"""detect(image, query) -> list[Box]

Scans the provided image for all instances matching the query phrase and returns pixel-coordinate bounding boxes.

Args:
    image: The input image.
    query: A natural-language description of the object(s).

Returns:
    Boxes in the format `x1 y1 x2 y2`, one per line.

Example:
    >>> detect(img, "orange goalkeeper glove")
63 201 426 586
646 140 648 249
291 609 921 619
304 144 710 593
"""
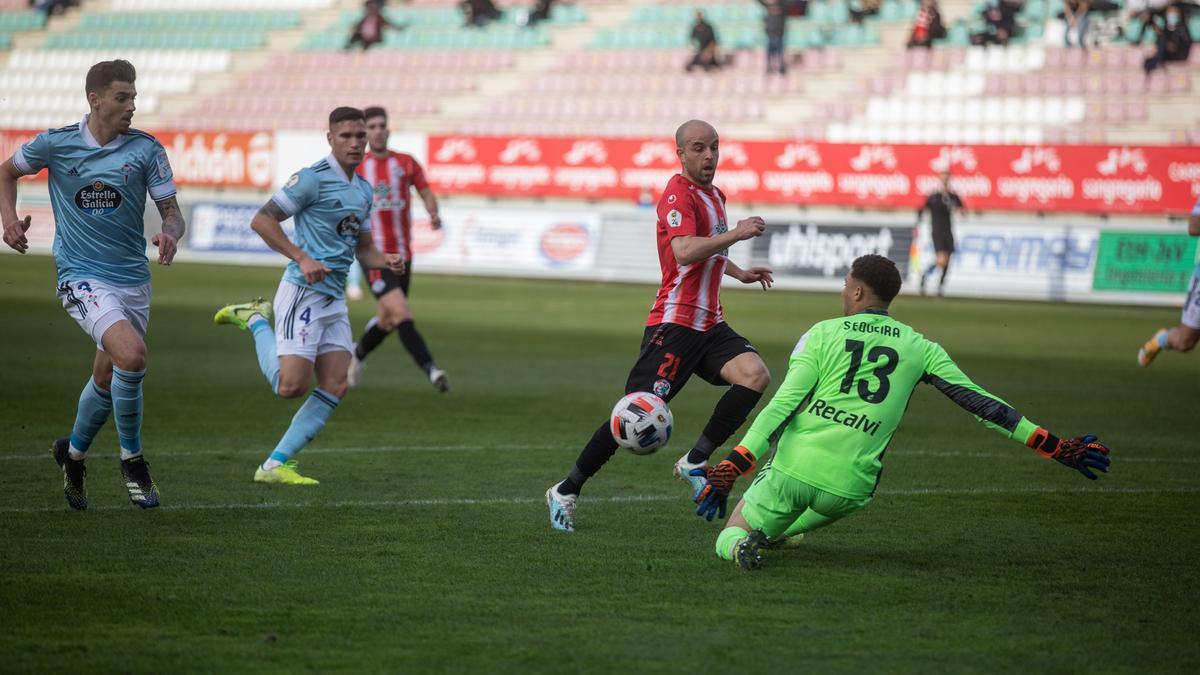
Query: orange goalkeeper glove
1027 428 1112 480
693 445 756 521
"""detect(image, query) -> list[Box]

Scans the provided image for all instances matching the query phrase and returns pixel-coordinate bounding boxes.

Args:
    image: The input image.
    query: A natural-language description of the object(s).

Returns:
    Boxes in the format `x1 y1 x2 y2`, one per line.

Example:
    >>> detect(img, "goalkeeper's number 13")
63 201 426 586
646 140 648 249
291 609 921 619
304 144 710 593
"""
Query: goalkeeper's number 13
840 339 899 404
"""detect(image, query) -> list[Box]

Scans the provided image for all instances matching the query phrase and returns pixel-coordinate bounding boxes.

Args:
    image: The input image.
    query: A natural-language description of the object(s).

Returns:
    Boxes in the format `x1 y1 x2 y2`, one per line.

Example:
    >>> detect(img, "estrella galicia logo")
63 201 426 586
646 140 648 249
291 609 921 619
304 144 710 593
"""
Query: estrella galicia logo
74 181 122 215
336 213 362 243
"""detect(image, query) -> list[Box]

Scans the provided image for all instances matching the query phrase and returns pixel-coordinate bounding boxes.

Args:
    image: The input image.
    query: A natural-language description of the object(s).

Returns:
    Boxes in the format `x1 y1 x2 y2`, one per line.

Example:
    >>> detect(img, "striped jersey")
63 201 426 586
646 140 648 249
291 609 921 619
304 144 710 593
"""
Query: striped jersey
646 173 729 331
355 150 429 261
10 114 176 286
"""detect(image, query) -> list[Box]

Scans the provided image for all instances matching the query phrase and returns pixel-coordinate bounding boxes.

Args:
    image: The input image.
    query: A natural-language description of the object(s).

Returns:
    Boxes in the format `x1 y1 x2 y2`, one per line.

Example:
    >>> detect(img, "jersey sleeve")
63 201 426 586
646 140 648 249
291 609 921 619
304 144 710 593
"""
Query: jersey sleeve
144 140 177 202
920 339 1040 444
359 181 373 232
657 188 698 239
409 157 430 191
271 169 320 218
952 193 965 210
737 327 824 460
10 131 51 176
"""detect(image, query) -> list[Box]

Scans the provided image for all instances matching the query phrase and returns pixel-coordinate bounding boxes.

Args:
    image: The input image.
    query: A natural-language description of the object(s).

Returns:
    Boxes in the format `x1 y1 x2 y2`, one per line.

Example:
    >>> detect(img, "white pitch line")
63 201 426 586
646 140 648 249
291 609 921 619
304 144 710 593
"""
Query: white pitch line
2 445 1197 463
1 486 1197 515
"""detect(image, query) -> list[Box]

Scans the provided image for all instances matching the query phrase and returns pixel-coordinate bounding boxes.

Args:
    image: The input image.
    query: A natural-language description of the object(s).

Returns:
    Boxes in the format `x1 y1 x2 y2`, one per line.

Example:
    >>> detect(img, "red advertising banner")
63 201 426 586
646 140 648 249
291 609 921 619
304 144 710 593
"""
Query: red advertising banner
426 135 1200 215
0 129 273 189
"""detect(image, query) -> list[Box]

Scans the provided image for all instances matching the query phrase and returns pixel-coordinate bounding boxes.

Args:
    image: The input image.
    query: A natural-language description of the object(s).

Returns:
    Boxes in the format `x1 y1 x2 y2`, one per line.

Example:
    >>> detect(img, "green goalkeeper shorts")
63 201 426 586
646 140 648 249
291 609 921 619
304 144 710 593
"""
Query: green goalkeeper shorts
741 461 872 539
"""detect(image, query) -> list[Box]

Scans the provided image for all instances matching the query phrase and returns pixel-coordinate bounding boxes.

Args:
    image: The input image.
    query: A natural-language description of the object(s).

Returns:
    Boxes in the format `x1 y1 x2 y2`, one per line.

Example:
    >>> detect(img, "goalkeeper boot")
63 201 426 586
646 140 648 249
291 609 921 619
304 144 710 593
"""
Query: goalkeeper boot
254 460 320 486
120 454 160 509
214 297 273 331
546 481 576 532
763 533 805 550
50 437 87 511
347 350 365 388
734 528 769 571
1137 328 1169 367
673 453 707 500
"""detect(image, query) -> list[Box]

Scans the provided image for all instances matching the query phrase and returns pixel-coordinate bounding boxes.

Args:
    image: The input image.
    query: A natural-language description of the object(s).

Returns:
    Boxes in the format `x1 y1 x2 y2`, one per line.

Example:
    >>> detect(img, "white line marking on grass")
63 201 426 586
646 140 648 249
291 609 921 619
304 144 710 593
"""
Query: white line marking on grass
2 486 1197 515
0 444 553 461
2 446 1197 462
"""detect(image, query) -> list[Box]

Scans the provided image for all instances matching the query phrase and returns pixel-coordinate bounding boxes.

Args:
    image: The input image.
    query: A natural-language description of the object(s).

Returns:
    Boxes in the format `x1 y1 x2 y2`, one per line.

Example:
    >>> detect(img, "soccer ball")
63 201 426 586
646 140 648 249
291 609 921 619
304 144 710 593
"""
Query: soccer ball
610 392 673 455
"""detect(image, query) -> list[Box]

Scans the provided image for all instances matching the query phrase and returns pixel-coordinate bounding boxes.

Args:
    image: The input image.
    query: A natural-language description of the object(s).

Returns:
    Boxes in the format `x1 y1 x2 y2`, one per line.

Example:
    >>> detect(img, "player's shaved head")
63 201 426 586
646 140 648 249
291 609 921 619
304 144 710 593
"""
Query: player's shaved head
675 119 716 148
675 120 719 187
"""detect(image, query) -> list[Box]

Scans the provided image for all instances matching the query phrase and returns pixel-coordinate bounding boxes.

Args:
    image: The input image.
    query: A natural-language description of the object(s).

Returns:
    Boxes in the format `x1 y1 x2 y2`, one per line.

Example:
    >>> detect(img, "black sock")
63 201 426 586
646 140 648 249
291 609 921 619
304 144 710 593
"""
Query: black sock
691 385 763 462
938 262 950 288
397 320 435 373
685 435 717 465
354 317 390 360
559 422 619 495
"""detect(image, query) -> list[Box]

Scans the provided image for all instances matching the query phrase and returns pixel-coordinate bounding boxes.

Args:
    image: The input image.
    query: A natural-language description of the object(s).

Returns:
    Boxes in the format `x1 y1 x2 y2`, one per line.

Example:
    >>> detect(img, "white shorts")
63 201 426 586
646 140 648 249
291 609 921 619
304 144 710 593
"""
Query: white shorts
272 279 352 361
1183 266 1200 330
57 279 150 349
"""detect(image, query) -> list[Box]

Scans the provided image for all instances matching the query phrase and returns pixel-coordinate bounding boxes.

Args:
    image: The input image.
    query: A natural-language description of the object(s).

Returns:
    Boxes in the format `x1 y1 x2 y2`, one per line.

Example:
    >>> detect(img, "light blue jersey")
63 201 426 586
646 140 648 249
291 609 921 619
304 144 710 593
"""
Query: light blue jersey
11 114 176 286
271 154 373 299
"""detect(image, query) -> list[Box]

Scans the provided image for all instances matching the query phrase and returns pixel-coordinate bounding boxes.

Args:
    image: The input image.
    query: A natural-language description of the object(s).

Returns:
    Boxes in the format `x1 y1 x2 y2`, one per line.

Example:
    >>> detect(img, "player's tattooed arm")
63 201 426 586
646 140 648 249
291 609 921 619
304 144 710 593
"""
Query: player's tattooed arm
258 199 291 224
152 195 186 265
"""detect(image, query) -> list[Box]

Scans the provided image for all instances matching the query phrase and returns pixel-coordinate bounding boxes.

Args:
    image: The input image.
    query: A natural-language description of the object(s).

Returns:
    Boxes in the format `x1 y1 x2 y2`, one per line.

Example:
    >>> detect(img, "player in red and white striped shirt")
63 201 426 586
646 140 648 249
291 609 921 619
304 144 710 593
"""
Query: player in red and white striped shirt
547 119 775 532
347 106 448 392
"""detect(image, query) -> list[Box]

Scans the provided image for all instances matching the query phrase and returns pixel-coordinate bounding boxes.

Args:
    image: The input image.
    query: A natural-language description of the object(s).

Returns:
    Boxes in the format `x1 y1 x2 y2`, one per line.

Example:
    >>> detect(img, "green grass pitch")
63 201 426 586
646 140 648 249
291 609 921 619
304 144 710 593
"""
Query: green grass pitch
1 253 1197 672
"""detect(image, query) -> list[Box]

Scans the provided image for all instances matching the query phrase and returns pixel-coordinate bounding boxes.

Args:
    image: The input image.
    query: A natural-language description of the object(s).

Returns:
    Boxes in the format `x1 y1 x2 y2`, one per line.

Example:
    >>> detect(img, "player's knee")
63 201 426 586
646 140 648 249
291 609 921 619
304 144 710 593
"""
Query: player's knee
741 363 771 392
276 381 309 399
324 381 348 399
112 347 147 372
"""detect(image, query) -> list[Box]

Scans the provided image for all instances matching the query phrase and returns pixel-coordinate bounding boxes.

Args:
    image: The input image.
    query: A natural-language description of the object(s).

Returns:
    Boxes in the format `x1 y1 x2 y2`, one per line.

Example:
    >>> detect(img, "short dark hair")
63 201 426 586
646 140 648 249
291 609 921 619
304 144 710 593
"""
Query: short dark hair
85 60 136 95
363 106 387 122
329 107 365 127
850 254 902 303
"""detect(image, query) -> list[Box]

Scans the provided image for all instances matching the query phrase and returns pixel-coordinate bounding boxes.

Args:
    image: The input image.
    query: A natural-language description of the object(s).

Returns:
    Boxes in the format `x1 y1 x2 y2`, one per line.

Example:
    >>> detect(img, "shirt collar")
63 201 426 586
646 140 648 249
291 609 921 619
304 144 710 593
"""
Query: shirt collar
325 154 352 184
80 113 123 150
857 309 890 316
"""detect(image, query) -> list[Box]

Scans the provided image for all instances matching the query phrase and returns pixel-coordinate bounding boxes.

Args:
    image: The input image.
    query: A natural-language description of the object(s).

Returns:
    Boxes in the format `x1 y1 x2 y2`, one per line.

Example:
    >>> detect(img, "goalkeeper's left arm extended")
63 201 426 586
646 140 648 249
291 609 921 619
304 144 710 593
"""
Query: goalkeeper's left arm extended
921 341 1112 480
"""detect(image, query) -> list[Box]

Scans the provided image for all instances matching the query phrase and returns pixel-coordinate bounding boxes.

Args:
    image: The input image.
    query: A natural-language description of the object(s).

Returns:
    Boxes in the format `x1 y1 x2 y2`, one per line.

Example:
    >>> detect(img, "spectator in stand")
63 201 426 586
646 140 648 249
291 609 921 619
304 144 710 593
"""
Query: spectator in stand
1126 0 1171 44
347 0 400 50
525 0 555 27
758 0 789 75
971 0 1019 46
686 10 722 72
1064 0 1091 48
462 0 502 28
849 0 882 24
1144 3 1194 73
907 0 946 48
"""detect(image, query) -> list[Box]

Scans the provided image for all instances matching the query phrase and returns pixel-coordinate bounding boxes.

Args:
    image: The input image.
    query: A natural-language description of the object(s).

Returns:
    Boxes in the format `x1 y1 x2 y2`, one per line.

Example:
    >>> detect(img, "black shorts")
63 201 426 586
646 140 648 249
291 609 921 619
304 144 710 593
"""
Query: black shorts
931 225 955 253
367 264 412 299
624 322 757 402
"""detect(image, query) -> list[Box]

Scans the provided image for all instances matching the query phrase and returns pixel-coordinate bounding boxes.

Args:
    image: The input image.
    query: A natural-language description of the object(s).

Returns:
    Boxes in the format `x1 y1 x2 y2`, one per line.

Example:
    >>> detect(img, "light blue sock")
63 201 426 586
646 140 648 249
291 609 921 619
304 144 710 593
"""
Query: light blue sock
110 366 145 457
250 318 280 392
1157 331 1171 350
266 388 339 467
69 377 112 456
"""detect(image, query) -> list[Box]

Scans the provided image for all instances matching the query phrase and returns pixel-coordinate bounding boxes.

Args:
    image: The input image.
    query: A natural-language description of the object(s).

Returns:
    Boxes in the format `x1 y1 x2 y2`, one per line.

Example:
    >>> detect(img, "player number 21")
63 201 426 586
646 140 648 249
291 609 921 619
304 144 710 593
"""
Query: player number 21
840 339 899 404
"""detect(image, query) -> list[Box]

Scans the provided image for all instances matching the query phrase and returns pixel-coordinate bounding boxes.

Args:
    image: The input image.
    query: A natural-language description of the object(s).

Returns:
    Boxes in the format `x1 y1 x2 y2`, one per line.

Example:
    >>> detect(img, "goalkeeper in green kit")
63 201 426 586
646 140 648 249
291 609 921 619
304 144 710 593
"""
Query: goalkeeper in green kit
691 254 1112 570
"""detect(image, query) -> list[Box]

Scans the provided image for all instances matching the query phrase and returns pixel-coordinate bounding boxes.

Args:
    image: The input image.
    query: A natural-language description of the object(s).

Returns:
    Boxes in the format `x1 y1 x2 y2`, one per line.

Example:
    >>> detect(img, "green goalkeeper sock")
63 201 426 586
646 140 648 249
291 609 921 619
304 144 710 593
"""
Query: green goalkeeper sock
716 526 749 561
